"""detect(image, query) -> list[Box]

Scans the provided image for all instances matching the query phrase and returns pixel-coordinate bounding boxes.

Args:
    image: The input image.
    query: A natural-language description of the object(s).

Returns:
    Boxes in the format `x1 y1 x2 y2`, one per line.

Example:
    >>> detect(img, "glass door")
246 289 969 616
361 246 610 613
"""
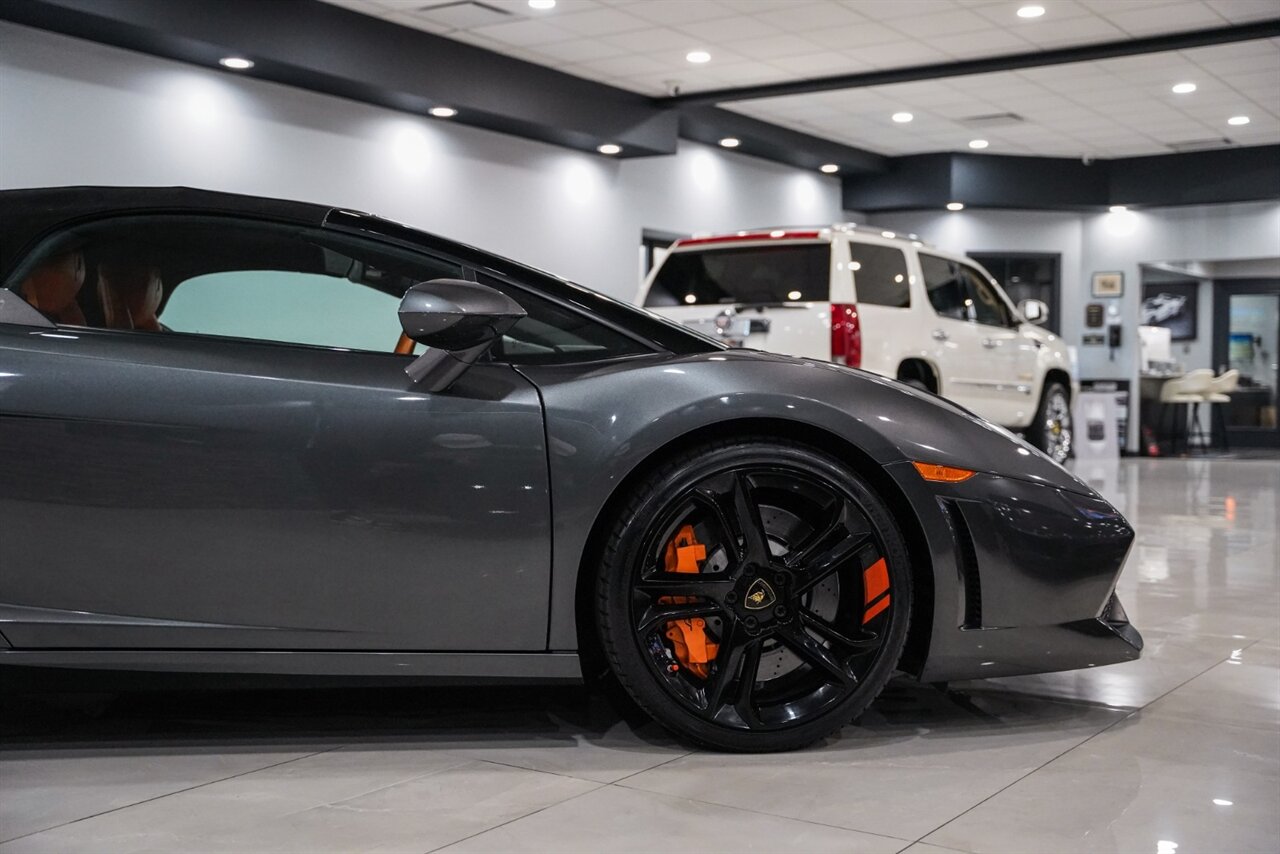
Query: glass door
1213 281 1280 448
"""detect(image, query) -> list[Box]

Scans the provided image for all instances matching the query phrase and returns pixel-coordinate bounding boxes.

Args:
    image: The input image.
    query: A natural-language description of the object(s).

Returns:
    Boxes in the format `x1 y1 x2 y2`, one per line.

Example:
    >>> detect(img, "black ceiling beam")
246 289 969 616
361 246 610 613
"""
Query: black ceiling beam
679 106 887 174
661 19 1280 107
842 145 1280 212
0 0 679 157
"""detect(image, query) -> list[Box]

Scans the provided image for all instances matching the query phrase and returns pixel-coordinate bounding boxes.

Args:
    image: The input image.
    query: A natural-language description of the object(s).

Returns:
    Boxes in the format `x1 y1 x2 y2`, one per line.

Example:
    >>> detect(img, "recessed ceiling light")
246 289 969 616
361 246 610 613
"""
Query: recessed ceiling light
820 164 839 174
719 137 740 148
1228 115 1250 125
683 294 697 304
597 143 621 155
428 106 457 118
1109 205 1127 213
219 57 254 70
1172 82 1197 94
686 50 711 64
947 202 965 211
528 0 556 10
1017 5 1046 18
1213 799 1234 806
892 112 914 123
968 139 989 149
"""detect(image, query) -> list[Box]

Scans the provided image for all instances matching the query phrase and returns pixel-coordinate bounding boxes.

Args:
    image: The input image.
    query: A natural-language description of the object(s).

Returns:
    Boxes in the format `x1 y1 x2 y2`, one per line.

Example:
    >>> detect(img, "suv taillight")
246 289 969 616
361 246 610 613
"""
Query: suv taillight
830 303 861 368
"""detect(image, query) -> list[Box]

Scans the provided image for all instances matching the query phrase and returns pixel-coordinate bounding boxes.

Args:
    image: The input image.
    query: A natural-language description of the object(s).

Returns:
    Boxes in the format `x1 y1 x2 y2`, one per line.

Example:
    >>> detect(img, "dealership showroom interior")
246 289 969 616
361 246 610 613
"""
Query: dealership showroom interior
2 0 1279 851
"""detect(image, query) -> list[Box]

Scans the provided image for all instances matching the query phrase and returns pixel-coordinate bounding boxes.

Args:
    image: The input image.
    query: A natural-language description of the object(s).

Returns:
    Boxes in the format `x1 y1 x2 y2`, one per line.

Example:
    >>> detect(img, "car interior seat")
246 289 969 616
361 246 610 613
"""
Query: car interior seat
98 260 164 331
19 250 87 325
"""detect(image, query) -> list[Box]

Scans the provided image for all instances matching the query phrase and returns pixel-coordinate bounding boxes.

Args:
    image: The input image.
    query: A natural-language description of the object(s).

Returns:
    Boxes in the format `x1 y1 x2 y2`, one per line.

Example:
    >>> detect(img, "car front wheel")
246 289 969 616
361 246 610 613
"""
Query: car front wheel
1029 381 1072 464
596 438 911 752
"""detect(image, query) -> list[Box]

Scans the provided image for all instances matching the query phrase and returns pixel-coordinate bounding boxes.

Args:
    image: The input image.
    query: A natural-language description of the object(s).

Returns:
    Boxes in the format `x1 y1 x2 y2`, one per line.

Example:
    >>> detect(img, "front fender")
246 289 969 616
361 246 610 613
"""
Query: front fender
518 350 1092 650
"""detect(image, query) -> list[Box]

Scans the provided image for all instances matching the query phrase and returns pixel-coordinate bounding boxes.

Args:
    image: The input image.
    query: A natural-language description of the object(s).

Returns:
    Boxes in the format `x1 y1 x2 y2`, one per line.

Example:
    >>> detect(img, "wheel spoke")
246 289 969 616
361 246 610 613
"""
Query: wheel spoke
636 600 722 637
734 641 765 729
800 608 881 651
792 532 874 598
700 621 765 729
696 471 770 568
775 622 856 687
635 573 734 601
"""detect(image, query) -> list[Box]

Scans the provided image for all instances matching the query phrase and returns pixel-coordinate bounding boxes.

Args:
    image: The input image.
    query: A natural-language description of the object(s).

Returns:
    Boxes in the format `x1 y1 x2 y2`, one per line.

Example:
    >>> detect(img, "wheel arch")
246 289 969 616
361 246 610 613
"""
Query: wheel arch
1042 367 1072 399
896 358 940 394
573 416 935 683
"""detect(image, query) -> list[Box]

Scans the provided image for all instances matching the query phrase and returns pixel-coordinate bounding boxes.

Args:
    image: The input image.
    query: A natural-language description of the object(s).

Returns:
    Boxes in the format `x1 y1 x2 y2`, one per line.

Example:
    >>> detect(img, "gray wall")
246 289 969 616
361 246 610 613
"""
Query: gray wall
0 21 842 302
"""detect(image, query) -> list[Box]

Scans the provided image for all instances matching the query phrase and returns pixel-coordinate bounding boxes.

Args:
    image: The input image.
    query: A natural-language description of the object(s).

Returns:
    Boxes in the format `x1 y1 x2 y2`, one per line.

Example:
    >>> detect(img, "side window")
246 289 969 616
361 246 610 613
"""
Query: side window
919 254 968 321
477 273 649 365
849 243 910 308
5 216 461 353
962 266 1014 327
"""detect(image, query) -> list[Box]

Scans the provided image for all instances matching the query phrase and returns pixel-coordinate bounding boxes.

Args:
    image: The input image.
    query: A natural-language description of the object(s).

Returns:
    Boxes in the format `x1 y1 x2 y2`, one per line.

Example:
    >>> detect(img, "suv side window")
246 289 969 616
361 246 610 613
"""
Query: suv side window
477 273 650 365
961 266 1014 327
849 243 910 308
4 215 461 353
919 253 968 321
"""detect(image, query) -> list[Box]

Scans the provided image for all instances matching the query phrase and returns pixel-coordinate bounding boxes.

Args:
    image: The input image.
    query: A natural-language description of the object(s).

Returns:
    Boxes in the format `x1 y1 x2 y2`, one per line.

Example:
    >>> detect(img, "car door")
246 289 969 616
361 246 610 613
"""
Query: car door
0 214 551 651
917 252 988 416
959 263 1040 426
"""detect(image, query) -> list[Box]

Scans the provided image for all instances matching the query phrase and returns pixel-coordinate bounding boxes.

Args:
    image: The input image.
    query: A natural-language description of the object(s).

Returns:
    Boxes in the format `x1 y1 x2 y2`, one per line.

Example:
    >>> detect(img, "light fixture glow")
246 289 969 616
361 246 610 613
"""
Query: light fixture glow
892 111 914 123
881 231 895 238
947 202 965 211
1228 115 1250 125
787 290 802 300
1172 82 1197 94
597 143 621 155
684 294 697 304
969 139 989 149
528 0 556 9
1109 204 1127 213
1213 799 1234 806
820 163 839 174
428 106 457 118
719 137 740 148
219 57 254 70
686 50 711 64
1017 5 1046 18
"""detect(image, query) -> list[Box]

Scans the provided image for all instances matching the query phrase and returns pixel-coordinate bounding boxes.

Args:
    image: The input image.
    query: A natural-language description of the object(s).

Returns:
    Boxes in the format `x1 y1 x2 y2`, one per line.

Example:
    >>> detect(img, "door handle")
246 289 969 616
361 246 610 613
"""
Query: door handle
982 338 999 348
932 329 949 341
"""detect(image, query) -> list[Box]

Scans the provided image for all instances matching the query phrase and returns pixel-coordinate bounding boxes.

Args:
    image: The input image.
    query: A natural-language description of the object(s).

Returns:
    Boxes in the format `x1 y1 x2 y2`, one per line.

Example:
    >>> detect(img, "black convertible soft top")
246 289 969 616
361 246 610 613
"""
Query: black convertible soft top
0 186 717 355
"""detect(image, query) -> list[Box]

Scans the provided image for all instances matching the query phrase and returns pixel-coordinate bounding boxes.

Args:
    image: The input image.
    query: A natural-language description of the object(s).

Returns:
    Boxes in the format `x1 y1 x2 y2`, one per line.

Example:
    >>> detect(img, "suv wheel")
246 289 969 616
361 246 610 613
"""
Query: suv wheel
1029 381 1072 464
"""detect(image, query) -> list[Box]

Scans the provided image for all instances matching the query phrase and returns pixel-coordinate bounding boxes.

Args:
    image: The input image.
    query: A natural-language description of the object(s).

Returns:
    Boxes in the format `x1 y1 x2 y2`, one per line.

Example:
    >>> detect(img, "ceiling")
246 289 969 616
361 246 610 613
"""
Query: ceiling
319 0 1280 158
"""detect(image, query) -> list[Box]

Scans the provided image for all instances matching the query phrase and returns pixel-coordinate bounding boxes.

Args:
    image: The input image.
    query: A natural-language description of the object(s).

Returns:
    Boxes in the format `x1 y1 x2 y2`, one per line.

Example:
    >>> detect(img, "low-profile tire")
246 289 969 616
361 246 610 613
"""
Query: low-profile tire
1028 381 1072 464
596 437 912 752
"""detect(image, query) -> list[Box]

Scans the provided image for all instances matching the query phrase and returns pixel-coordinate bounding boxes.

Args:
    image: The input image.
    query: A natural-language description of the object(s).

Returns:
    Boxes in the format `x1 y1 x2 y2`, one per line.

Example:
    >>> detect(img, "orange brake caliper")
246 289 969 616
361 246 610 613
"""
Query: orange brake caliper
661 525 719 679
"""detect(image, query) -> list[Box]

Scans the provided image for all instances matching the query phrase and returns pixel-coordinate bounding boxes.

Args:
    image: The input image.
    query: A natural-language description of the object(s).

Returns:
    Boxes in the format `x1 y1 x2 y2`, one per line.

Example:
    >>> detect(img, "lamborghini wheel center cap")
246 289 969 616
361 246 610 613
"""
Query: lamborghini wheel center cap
743 578 777 611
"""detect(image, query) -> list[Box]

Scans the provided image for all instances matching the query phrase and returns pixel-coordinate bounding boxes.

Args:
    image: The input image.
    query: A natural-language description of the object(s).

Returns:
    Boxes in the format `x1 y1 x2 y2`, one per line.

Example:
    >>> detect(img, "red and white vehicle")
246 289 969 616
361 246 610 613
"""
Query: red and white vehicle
639 224 1077 462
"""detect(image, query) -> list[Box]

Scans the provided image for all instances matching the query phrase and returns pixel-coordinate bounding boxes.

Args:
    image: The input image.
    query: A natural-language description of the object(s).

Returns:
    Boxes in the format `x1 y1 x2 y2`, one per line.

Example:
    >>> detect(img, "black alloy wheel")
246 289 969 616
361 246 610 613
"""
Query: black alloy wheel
597 438 911 752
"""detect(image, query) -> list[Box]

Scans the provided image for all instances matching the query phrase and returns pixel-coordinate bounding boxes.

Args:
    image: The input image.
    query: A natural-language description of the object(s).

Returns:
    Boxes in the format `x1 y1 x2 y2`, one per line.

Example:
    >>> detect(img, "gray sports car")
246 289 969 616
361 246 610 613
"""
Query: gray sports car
0 187 1141 751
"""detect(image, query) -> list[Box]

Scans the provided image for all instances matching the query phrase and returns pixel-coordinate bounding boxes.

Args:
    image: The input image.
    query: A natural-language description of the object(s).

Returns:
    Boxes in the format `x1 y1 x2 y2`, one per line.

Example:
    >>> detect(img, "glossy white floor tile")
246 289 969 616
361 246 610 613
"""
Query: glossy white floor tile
2 458 1277 853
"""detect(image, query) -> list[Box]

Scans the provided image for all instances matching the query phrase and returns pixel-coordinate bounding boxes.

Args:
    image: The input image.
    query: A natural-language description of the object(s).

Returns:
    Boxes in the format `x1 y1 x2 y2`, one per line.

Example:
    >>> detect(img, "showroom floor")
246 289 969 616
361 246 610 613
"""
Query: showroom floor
2 457 1277 854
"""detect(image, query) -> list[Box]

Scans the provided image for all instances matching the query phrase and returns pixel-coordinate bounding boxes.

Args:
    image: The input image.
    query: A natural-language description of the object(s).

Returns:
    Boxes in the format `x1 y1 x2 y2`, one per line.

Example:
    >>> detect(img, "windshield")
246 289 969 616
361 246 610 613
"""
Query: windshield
646 243 830 307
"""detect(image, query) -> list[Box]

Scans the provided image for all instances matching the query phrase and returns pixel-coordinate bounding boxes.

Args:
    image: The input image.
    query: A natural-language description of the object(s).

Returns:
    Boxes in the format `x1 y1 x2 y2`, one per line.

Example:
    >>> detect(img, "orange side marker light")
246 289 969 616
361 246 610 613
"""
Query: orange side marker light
912 461 976 483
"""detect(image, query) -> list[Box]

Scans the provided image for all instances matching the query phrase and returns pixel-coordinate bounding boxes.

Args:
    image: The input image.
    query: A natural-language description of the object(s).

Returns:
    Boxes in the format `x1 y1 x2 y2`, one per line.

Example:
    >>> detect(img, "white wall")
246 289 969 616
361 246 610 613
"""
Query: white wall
0 22 842 301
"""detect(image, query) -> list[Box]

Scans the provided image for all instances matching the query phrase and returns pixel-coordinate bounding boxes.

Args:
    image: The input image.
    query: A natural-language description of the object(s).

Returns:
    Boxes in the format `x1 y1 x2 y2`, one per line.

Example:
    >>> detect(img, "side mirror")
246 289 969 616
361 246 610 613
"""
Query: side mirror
1019 298 1049 326
399 278 526 391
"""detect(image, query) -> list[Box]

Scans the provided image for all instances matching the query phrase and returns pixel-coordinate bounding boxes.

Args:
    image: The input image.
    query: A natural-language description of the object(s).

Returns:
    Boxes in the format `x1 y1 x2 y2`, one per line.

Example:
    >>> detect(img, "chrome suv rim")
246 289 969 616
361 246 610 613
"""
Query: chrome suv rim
1044 389 1072 463
628 466 894 732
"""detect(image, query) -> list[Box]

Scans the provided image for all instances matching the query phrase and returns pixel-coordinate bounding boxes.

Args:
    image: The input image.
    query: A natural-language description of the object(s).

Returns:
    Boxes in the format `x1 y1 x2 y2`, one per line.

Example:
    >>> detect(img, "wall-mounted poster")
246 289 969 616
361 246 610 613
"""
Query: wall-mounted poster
1091 271 1124 297
1141 281 1198 341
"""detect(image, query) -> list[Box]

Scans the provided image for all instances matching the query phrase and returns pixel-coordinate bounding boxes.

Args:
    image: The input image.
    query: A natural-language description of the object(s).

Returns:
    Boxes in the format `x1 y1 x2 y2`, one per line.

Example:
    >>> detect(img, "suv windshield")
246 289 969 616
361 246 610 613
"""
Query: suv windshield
645 243 829 307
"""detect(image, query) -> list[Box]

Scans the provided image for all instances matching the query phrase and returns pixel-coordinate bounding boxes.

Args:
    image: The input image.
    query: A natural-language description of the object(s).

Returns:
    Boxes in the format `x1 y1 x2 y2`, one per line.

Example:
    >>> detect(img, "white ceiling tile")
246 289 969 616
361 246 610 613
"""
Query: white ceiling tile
722 32 828 60
624 0 739 25
1203 0 1280 23
840 0 963 20
526 37 623 63
381 11 456 34
1102 2 1230 37
570 53 673 76
550 7 651 36
601 26 706 53
675 15 783 41
1017 15 1130 47
920 27 1035 57
803 21 914 50
891 8 998 38
768 50 869 75
751 2 868 32
849 40 953 66
467 18 573 46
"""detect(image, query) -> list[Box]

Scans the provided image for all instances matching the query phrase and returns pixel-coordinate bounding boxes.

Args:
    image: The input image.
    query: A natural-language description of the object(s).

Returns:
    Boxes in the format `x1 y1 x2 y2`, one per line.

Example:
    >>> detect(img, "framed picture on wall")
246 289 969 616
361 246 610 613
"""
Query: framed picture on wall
1141 281 1198 341
1091 271 1124 297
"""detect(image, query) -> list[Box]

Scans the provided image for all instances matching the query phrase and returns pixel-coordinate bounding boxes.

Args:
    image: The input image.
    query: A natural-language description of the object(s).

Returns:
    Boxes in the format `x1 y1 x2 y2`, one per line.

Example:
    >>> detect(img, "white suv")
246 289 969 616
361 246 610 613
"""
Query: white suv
639 224 1076 462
